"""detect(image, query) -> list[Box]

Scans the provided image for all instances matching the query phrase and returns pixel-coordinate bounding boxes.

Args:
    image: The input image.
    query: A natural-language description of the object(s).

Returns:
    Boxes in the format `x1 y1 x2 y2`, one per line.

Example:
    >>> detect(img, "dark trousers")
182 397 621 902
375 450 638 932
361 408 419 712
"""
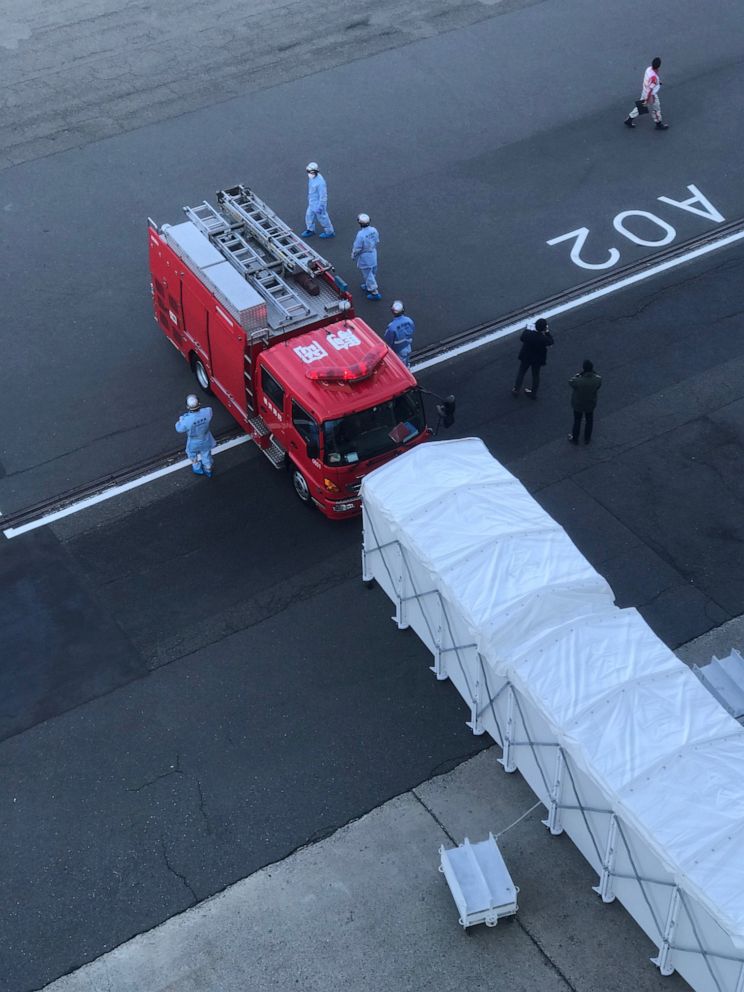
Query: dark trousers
571 409 594 443
514 361 541 393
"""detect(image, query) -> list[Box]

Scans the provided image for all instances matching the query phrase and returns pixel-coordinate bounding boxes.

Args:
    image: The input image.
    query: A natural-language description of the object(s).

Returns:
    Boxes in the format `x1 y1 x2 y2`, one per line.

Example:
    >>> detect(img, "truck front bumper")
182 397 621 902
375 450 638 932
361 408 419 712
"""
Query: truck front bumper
318 496 361 518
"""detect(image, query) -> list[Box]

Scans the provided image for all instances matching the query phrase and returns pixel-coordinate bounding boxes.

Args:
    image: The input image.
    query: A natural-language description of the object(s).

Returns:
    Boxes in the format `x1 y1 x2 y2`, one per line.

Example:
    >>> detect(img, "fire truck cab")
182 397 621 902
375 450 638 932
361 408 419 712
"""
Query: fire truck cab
257 318 427 514
148 185 436 518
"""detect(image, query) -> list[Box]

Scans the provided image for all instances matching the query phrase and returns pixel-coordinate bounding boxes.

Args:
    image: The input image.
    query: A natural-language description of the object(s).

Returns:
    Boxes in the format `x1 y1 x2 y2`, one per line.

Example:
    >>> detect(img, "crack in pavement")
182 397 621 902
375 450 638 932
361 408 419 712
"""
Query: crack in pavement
516 915 581 992
195 777 213 835
410 788 457 846
127 753 183 792
160 835 197 905
126 755 214 838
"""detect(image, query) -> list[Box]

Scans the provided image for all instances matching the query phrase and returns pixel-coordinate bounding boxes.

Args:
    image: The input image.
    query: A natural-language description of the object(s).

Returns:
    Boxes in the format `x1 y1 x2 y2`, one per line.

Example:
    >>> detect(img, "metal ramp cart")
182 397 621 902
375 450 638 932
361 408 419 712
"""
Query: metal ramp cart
439 834 519 930
693 649 744 722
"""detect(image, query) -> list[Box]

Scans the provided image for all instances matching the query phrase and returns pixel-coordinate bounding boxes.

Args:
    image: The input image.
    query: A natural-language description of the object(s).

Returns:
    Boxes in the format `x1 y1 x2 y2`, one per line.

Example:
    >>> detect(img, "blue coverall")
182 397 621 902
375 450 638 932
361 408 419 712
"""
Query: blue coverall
175 406 215 474
305 174 334 235
384 314 416 367
352 226 380 293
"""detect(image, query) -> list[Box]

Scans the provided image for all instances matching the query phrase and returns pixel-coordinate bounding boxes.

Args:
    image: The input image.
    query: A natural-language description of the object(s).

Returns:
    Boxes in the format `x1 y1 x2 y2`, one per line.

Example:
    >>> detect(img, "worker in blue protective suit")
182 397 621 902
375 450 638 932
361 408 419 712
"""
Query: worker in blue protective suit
352 213 381 301
384 300 415 366
175 394 216 477
301 162 334 239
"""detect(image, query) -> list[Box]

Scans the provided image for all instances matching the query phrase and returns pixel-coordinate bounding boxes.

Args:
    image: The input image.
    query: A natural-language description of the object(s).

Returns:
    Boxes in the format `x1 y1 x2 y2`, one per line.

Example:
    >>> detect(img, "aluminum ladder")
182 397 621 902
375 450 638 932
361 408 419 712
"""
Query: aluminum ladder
217 185 332 276
185 200 312 325
184 201 230 238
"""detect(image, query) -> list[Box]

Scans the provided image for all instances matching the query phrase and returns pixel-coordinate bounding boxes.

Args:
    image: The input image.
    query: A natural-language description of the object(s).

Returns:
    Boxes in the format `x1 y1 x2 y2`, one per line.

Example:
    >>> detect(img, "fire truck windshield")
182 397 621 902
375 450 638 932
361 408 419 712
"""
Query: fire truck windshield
323 389 425 465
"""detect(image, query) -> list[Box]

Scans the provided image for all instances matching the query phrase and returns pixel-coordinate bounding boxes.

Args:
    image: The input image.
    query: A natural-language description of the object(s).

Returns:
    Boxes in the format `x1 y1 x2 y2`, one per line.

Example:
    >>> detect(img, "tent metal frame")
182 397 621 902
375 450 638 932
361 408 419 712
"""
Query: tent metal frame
363 526 744 992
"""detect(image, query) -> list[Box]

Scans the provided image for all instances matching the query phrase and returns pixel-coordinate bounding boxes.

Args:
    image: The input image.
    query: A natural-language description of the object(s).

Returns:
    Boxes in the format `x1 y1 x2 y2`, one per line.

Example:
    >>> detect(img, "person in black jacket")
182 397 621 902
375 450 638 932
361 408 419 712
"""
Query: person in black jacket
512 318 554 398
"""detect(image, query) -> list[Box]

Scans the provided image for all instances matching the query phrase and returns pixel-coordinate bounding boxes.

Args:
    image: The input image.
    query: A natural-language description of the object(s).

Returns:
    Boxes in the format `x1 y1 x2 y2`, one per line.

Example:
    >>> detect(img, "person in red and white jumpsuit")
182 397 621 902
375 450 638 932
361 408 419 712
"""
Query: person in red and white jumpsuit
624 57 669 130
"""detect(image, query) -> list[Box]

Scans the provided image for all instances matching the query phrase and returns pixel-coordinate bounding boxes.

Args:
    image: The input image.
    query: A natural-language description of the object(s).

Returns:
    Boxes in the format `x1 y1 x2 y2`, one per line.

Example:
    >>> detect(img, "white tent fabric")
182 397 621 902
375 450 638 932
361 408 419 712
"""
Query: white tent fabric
361 438 744 989
617 734 744 934
500 607 682 726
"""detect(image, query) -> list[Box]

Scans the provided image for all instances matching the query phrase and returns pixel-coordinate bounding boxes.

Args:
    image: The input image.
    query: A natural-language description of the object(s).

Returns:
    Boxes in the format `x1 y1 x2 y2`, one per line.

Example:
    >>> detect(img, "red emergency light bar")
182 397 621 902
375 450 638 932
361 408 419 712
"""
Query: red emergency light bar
305 342 387 383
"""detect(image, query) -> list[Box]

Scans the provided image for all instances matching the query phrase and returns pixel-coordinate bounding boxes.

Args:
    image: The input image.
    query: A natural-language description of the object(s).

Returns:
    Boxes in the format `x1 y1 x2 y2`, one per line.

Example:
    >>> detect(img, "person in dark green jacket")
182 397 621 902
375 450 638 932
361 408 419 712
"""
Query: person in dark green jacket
568 360 602 445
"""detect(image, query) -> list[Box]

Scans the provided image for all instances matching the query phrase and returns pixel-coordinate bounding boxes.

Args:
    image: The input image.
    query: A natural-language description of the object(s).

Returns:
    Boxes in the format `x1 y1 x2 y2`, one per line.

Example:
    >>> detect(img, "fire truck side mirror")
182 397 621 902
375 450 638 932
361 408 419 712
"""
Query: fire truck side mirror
436 395 456 429
306 440 320 460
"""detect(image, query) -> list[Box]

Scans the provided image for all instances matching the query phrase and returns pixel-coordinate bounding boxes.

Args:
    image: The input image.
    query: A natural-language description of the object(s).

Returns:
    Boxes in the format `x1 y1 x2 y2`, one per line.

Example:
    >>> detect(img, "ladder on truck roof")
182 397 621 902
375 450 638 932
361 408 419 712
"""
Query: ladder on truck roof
217 185 333 277
183 192 327 325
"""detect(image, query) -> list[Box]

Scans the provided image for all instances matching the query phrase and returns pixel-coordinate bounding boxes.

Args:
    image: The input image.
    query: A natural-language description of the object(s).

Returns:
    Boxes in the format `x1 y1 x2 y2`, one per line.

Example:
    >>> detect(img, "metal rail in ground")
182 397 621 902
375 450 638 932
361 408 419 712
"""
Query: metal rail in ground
412 216 744 365
4 217 743 534
0 427 246 534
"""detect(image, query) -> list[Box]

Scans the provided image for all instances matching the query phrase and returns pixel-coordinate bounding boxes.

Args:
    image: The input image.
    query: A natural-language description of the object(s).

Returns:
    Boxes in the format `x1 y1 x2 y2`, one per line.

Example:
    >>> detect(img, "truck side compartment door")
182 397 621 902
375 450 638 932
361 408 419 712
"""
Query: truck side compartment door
180 281 210 362
149 238 185 350
208 304 248 422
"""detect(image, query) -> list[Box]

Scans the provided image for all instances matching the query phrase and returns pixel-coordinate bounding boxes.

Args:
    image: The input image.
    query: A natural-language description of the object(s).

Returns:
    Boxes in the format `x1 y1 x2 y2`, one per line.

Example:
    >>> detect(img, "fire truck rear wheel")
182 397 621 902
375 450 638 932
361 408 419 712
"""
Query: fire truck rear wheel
191 354 213 395
290 464 312 505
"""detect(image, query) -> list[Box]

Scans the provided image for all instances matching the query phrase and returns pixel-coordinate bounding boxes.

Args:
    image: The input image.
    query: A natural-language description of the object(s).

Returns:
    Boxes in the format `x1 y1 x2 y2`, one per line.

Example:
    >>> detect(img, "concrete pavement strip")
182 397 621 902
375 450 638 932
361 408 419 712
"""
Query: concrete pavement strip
42 746 691 992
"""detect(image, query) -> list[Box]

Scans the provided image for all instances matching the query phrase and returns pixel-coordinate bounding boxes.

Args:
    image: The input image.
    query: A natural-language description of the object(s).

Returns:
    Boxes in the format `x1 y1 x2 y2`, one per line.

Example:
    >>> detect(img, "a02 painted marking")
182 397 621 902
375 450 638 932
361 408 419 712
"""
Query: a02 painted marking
547 185 725 270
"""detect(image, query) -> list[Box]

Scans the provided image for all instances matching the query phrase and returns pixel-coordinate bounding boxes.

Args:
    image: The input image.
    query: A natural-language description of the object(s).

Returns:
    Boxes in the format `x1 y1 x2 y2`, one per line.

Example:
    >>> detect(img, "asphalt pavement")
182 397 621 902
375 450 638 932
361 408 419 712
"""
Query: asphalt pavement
3 1 744 990
4 239 744 991
2 0 744 509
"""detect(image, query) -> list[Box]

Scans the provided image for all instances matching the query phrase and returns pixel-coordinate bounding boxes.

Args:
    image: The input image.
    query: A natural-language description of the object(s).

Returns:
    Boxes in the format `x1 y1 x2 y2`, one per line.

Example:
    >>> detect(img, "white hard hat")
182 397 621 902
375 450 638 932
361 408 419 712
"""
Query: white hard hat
186 394 199 410
306 162 319 172
391 300 404 315
357 213 370 225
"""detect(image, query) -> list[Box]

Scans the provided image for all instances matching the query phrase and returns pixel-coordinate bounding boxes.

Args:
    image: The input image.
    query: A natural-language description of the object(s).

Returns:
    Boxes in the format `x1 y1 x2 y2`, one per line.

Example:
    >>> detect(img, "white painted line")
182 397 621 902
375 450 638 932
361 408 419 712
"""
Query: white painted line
3 435 252 539
7 227 744 538
412 228 744 372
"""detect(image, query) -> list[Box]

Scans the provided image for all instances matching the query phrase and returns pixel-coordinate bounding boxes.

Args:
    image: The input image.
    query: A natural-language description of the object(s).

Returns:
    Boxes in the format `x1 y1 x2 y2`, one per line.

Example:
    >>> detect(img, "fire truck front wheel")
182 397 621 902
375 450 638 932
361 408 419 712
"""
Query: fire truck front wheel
191 354 213 395
290 463 312 505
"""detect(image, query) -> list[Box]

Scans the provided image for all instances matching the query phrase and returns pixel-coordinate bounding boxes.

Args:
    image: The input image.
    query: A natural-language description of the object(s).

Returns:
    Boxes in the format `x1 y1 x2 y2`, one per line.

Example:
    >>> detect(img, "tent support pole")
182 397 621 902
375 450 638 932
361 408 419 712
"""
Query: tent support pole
466 670 484 735
393 543 408 629
651 886 680 976
542 747 565 836
497 686 518 772
361 541 373 584
432 605 448 680
592 814 618 903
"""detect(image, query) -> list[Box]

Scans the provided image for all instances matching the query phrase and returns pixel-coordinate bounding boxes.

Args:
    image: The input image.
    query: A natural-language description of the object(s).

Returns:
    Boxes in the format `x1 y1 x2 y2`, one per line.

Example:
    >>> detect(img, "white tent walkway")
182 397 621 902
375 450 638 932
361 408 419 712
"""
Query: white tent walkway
361 438 744 992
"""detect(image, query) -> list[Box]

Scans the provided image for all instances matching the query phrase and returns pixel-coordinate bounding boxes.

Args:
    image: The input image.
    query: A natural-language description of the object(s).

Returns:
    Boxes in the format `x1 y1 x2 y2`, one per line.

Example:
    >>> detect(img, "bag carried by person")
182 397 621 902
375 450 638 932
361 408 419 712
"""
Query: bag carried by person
634 100 650 115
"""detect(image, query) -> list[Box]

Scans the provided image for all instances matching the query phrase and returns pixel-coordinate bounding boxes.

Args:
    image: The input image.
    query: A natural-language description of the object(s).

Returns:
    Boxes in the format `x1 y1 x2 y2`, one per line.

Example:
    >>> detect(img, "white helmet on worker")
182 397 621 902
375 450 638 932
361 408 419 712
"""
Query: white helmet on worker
391 300 405 315
357 213 370 225
186 394 200 410
306 162 319 173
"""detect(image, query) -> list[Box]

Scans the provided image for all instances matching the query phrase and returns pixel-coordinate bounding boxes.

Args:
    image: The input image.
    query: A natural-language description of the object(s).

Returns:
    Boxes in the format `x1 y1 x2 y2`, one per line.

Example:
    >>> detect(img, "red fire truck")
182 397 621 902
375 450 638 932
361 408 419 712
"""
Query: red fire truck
148 185 451 518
